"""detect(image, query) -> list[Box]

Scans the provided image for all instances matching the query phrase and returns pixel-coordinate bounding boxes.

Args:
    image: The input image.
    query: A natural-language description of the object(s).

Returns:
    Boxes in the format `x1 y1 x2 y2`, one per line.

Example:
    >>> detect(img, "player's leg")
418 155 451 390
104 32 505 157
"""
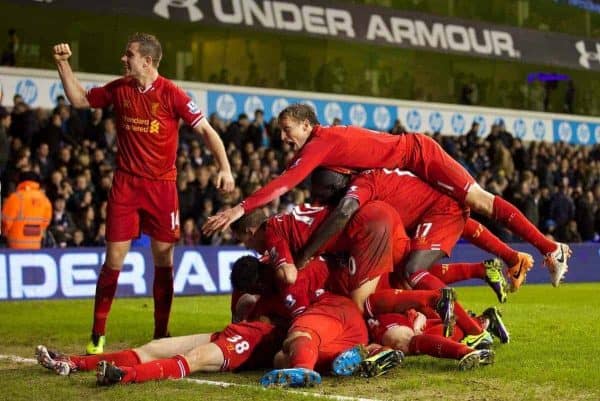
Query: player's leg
88 240 132 355
345 202 409 313
429 259 508 303
462 218 533 292
88 172 141 354
465 185 569 286
408 133 569 285
150 239 175 339
142 177 180 339
36 333 211 376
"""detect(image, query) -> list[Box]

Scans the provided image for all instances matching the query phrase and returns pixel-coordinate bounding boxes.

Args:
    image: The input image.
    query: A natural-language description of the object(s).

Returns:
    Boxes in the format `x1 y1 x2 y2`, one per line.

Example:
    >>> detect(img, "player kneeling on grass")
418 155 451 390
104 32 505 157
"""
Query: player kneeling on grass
35 257 289 385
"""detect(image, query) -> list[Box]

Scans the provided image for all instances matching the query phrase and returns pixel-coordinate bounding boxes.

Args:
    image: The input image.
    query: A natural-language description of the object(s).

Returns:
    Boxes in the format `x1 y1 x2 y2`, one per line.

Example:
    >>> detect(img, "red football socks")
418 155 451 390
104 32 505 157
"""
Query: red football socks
429 262 486 283
288 335 319 370
71 350 140 371
424 322 465 342
121 355 190 383
462 218 519 266
492 196 556 255
409 334 472 360
92 265 120 335
153 266 174 339
408 271 483 335
365 289 439 318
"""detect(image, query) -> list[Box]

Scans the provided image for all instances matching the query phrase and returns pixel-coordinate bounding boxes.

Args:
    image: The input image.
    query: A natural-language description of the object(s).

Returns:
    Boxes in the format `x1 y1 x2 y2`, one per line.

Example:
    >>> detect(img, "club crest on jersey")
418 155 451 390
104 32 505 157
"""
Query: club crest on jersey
151 102 160 116
187 100 200 115
123 99 131 109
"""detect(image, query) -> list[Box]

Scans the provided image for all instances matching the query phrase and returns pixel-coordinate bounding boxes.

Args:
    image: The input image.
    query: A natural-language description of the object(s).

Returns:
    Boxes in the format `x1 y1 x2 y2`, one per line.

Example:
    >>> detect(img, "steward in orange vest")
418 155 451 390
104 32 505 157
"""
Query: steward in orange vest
2 172 52 249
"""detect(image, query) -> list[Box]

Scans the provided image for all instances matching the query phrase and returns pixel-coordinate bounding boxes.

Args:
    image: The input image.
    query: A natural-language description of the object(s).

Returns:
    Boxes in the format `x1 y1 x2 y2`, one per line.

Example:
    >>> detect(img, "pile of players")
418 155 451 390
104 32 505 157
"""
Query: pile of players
36 103 571 388
37 164 557 388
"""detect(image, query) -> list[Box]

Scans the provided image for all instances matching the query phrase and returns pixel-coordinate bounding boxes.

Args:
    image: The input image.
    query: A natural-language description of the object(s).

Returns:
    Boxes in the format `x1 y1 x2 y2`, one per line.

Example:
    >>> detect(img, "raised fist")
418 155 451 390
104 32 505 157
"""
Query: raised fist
53 43 72 62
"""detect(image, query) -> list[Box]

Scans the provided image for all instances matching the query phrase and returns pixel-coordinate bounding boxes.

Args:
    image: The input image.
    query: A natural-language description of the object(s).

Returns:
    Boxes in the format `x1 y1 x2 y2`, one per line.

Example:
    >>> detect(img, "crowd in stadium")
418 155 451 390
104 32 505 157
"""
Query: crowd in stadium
1 95 600 248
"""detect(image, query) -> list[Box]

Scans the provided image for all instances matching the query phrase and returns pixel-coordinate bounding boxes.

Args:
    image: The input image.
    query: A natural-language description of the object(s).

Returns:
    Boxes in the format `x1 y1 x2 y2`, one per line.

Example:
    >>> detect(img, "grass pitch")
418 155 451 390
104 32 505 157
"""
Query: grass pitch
0 283 599 401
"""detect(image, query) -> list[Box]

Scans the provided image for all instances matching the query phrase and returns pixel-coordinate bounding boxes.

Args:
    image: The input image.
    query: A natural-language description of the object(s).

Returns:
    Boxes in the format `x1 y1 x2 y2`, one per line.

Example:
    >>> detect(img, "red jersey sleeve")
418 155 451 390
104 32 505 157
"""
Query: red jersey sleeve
264 221 294 268
86 82 114 109
240 137 333 213
344 172 376 206
171 85 204 128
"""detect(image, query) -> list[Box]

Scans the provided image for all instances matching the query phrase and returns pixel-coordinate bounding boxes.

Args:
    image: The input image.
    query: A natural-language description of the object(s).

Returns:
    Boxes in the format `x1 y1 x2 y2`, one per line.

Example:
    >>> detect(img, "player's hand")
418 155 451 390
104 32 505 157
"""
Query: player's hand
53 43 72 62
202 204 244 235
412 312 427 335
216 170 235 193
295 255 312 270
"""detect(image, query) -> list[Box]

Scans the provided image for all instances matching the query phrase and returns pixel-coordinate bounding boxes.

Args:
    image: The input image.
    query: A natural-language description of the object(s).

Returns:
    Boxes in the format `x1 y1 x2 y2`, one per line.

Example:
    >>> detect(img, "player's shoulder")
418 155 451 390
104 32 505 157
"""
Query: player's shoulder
158 76 183 93
105 76 132 89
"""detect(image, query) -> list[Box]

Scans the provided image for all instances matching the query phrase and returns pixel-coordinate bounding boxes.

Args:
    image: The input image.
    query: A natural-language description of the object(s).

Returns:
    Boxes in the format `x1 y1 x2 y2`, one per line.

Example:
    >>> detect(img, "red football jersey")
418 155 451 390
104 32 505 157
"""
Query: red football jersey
241 125 409 212
263 203 335 268
86 76 204 180
345 168 453 231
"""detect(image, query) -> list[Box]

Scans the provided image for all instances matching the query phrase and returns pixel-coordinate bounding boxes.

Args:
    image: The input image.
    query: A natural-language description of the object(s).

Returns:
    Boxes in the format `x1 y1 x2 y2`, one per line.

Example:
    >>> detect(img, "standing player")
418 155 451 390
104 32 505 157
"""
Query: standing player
203 104 569 287
53 33 234 354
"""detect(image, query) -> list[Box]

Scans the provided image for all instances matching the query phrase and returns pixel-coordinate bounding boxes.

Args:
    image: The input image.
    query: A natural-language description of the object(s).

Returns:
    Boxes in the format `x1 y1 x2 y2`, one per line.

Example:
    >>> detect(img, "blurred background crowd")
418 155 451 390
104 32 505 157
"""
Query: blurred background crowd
1 95 600 248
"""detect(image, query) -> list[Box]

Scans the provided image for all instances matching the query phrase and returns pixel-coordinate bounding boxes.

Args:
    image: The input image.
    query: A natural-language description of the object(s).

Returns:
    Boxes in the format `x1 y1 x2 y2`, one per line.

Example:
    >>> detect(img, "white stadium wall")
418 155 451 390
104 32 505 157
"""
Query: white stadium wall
2 66 600 145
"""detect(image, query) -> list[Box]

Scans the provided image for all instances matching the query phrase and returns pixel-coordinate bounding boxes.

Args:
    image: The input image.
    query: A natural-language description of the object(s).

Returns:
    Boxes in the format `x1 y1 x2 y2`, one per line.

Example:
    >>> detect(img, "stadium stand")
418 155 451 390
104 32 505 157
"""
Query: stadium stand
1 98 599 248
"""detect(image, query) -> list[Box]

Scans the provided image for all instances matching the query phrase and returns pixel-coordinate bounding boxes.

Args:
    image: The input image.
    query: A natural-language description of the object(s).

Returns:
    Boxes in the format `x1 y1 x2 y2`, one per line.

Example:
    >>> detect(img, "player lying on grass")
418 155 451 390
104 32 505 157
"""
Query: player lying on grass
232 257 403 388
203 103 570 288
35 257 291 385
334 308 497 374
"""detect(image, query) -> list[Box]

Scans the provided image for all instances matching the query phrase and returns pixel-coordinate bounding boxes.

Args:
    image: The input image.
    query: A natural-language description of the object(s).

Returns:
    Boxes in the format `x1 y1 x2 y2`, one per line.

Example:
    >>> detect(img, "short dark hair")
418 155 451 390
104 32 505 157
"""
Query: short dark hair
127 32 162 67
230 255 266 293
278 103 319 126
19 171 40 183
231 209 268 234
311 168 351 204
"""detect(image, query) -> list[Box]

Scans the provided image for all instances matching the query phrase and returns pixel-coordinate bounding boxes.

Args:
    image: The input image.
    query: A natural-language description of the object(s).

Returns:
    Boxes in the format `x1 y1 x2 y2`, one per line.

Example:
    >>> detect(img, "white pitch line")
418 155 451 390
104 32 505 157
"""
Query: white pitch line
1 354 382 401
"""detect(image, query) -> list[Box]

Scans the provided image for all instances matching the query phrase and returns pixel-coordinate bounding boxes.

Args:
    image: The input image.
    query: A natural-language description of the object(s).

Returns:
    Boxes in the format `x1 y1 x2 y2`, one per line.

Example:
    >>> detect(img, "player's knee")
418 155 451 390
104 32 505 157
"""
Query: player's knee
465 186 494 216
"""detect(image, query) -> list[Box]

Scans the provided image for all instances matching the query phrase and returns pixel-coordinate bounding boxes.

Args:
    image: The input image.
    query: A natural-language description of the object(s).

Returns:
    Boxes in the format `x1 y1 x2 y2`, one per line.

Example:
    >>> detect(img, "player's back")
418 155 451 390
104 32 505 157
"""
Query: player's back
351 168 456 231
313 125 409 171
266 203 334 254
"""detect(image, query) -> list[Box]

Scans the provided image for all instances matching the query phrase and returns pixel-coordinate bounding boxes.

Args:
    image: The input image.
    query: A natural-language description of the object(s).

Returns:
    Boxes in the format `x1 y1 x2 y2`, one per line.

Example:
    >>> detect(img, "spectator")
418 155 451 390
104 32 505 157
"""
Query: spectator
0 28 18 66
1 171 52 249
49 196 76 243
389 119 407 135
222 113 249 150
180 218 200 246
246 109 268 149
549 179 576 240
564 80 575 114
0 107 9 174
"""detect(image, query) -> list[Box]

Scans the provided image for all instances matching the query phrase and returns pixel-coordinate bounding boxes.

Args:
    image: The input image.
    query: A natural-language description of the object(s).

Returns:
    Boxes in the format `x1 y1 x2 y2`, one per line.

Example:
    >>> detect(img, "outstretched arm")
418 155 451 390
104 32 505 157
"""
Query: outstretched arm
296 197 360 268
194 118 234 192
53 43 89 108
202 139 330 235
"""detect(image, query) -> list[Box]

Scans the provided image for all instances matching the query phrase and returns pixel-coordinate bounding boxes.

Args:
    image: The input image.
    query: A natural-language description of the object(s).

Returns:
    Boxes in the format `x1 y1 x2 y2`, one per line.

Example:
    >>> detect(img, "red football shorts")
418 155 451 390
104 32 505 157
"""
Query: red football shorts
331 201 409 296
210 320 283 371
408 197 467 257
367 312 415 345
106 170 180 242
404 134 476 204
290 294 368 372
